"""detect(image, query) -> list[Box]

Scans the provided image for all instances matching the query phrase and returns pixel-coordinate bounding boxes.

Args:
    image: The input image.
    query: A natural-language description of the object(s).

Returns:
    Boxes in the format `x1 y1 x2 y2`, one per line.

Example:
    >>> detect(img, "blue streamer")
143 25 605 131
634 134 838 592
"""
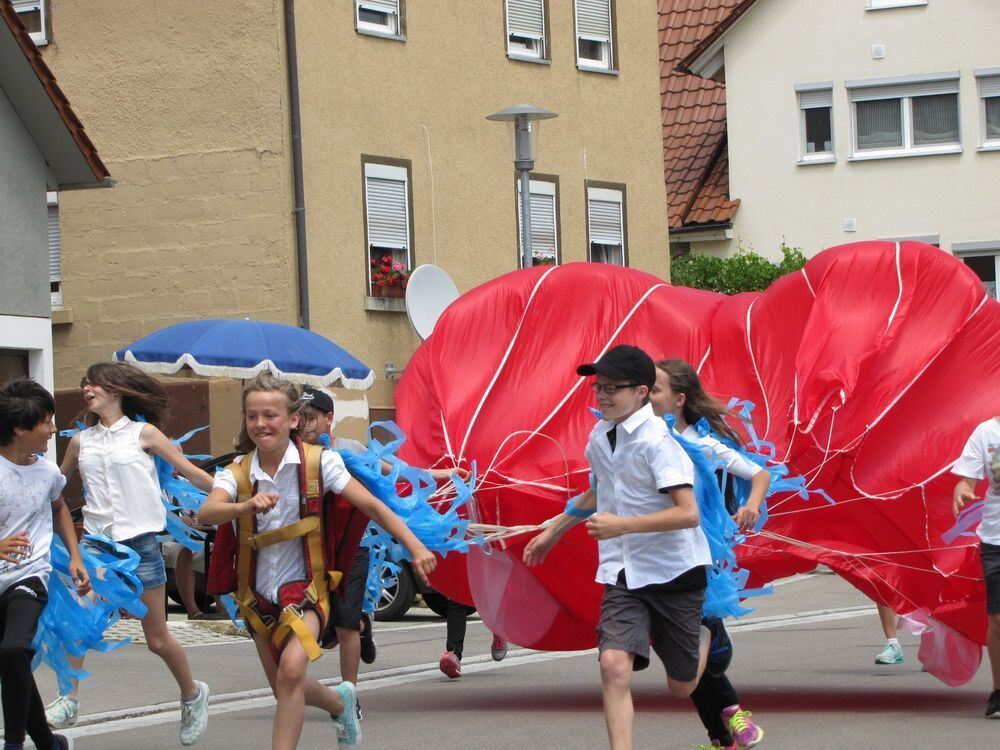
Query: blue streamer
32 535 146 694
943 501 984 545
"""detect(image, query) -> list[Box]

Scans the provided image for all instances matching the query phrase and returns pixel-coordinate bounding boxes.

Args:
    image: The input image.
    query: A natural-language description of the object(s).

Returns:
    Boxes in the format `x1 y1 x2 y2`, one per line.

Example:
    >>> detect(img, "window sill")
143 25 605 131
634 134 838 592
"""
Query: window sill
507 53 551 66
51 307 74 325
364 296 406 313
577 64 619 77
865 0 927 9
356 28 406 43
978 144 1000 153
798 155 836 165
848 145 962 162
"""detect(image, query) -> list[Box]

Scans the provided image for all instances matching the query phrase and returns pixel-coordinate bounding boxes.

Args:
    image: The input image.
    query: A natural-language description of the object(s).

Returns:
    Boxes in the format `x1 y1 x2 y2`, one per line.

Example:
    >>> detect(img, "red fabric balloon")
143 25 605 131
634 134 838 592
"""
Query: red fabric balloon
395 241 1000 653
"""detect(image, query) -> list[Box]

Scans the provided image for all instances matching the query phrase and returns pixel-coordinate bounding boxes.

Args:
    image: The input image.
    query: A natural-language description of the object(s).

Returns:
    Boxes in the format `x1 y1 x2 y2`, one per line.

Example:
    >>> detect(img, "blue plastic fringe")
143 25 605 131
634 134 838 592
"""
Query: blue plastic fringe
32 535 146 694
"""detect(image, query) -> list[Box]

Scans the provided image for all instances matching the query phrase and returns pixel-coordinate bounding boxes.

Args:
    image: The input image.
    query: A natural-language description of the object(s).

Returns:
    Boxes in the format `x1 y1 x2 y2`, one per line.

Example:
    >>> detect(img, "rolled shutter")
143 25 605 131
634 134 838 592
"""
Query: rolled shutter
507 0 544 39
48 203 60 285
576 0 611 40
588 196 622 246
365 172 409 250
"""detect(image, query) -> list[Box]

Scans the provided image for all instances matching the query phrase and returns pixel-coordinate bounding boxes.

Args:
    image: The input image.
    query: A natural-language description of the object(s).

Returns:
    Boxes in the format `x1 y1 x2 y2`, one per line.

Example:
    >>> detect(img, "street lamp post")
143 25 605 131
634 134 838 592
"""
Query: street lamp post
487 104 558 270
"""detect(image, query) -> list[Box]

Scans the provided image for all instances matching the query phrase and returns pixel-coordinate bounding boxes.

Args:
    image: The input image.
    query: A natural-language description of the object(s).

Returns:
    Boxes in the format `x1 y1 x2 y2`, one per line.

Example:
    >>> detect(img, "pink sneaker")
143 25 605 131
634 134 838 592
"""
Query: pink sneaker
490 634 508 662
721 705 763 749
439 651 462 679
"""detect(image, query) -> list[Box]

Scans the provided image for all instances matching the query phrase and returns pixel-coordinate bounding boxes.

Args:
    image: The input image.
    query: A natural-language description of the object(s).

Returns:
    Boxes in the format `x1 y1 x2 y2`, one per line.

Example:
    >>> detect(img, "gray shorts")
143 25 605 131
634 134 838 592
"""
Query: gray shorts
597 567 706 681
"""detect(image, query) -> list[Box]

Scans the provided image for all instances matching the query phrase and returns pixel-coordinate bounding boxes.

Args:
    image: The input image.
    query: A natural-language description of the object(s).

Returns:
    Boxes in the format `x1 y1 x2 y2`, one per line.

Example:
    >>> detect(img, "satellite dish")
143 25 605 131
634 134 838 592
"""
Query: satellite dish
405 264 460 340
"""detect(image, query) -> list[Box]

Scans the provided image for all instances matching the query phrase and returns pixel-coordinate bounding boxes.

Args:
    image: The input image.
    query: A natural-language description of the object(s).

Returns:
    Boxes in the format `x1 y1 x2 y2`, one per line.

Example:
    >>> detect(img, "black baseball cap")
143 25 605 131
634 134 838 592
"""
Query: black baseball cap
300 387 334 414
577 345 656 389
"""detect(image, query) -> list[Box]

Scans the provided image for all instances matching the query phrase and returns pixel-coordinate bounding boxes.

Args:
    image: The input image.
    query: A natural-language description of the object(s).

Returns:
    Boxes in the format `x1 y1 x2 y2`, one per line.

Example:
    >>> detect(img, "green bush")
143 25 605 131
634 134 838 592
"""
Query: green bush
670 244 808 295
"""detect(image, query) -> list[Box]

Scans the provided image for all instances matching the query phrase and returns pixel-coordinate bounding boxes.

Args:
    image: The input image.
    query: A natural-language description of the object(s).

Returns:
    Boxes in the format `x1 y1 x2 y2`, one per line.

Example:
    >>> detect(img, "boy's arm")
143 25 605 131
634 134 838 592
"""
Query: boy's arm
954 475 979 516
586 486 699 539
52 498 90 594
523 488 596 567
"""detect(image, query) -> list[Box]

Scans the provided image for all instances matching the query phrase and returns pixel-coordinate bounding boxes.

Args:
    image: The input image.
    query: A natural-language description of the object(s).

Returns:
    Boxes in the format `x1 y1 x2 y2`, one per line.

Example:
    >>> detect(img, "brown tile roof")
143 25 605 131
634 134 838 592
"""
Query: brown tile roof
1 0 109 183
660 0 745 230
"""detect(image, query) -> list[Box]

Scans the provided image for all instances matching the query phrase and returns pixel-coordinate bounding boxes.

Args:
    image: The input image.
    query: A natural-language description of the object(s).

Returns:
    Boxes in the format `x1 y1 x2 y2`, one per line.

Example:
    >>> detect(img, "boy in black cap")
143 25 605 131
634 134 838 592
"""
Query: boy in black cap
524 345 719 749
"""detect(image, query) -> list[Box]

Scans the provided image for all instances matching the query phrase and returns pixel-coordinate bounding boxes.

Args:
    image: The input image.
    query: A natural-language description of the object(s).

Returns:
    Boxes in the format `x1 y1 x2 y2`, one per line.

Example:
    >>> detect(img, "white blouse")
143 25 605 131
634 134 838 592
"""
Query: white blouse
78 416 167 541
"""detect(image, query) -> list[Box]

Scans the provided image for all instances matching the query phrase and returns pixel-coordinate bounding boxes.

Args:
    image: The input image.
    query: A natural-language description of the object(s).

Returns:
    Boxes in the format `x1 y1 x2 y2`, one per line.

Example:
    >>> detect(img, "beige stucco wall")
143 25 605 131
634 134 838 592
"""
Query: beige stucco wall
694 0 1000 260
296 0 669 402
45 0 297 389
45 0 668 410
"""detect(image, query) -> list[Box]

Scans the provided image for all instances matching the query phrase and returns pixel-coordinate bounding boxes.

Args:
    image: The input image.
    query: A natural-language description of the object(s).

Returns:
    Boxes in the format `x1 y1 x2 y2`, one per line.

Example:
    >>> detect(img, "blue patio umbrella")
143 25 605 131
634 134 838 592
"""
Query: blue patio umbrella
113 319 375 389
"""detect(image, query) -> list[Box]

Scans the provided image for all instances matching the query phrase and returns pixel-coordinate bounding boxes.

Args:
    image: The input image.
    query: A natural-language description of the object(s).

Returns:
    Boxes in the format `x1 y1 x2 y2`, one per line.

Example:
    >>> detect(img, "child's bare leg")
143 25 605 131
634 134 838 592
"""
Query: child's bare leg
599 648 635 750
139 585 197 699
251 630 344 714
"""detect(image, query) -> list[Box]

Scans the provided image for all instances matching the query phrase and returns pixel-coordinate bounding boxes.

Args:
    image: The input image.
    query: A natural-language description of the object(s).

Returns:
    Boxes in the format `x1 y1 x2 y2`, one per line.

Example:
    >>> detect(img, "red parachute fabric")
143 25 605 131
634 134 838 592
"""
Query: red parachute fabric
395 241 1000 653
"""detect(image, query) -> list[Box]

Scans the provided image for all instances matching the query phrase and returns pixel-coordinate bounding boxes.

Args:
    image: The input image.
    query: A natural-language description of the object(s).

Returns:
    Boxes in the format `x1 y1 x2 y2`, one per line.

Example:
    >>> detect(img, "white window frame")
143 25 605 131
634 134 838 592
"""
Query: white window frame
574 0 614 72
796 83 835 164
355 0 403 39
587 185 626 266
954 241 1000 300
363 162 412 294
847 73 962 161
12 0 47 46
506 0 547 61
516 179 558 268
976 69 1000 151
865 0 928 10
46 191 61 308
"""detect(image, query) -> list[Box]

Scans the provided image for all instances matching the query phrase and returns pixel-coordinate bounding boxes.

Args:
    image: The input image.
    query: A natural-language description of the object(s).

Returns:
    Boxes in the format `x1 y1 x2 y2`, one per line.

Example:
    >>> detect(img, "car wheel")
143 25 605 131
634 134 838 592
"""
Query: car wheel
373 563 416 621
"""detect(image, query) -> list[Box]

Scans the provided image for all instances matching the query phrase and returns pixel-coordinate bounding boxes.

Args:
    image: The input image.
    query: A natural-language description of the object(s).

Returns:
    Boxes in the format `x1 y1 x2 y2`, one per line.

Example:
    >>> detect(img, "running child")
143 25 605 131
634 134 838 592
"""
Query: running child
523 345 717 750
44 363 213 746
952 416 1000 719
0 378 89 750
198 373 437 749
650 358 765 750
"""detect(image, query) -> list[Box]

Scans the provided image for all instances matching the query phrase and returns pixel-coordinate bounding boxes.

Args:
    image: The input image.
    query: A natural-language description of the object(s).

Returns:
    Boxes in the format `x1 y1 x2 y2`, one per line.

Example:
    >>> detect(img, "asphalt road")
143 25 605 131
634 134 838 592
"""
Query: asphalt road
25 573 1000 749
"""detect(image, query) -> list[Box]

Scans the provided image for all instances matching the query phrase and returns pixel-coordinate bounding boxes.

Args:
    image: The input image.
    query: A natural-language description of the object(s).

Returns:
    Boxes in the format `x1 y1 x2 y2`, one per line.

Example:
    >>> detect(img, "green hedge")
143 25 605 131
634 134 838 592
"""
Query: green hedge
670 244 808 295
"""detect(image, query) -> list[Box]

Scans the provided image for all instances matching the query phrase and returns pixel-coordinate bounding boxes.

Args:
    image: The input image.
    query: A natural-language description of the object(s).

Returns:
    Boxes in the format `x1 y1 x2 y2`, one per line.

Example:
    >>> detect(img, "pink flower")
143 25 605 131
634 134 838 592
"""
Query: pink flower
392 261 404 272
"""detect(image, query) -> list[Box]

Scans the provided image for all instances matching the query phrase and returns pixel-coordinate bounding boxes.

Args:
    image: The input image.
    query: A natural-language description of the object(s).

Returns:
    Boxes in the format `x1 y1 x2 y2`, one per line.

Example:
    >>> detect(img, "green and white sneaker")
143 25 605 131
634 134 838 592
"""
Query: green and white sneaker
180 680 209 746
44 695 79 729
875 641 904 664
335 681 362 746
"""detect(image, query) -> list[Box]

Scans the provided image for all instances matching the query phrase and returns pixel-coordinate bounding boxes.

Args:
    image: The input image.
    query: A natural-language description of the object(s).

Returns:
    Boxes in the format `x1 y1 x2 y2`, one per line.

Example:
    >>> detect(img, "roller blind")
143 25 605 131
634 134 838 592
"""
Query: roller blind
507 0 544 39
576 0 611 40
365 164 409 250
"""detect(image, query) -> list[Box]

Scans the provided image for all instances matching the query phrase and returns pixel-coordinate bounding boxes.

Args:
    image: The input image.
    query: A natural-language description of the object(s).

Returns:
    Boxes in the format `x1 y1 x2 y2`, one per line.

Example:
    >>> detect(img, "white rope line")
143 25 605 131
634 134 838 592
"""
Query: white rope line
883 242 904 336
457 265 559 462
800 267 817 298
483 283 671 477
744 298 771 439
696 345 712 374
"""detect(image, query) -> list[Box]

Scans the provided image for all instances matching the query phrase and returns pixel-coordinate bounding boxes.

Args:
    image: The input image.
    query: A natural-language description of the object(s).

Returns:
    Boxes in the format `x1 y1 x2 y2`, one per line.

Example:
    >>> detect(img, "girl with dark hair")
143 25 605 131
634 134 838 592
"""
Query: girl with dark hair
650 359 767 750
45 362 214 747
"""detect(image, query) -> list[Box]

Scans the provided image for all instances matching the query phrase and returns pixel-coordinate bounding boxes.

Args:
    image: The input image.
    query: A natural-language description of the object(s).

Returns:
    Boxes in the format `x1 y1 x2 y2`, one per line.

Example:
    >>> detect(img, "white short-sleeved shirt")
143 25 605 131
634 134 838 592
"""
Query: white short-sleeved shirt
0 454 67 595
213 442 352 603
952 417 1000 545
78 416 166 541
681 425 764 482
585 403 711 588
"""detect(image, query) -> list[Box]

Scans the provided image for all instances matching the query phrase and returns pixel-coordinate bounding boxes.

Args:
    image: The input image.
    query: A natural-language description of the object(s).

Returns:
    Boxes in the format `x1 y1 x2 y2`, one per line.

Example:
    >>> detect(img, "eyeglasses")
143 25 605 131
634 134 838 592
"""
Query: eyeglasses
590 382 640 395
79 377 92 388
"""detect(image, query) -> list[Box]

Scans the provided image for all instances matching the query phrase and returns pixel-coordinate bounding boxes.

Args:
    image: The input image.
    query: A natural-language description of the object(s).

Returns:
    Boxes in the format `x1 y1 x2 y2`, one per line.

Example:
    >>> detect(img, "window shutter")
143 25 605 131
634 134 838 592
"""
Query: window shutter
799 89 832 109
576 0 611 40
47 203 60 284
360 0 398 13
980 77 1000 98
588 194 622 246
507 0 544 39
848 78 959 103
518 186 557 259
365 174 409 250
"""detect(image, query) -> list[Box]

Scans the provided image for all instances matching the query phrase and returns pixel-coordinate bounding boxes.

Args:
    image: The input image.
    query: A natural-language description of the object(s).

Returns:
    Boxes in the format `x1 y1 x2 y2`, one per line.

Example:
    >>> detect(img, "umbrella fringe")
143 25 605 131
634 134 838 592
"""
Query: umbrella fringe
113 351 376 390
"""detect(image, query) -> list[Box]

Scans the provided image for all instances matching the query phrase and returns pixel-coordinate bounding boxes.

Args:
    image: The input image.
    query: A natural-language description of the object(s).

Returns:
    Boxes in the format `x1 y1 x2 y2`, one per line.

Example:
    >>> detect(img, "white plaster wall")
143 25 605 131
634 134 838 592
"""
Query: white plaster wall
717 0 1000 259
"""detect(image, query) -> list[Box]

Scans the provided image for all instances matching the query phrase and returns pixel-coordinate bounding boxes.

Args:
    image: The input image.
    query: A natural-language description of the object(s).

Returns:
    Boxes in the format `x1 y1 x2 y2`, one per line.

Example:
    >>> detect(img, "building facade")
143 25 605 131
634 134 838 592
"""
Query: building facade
666 0 1000 296
38 0 670 417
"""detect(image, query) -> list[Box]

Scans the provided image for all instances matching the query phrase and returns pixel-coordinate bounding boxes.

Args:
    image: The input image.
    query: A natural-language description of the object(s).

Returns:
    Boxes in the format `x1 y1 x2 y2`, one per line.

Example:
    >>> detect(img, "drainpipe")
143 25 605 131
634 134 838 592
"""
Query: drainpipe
284 0 310 329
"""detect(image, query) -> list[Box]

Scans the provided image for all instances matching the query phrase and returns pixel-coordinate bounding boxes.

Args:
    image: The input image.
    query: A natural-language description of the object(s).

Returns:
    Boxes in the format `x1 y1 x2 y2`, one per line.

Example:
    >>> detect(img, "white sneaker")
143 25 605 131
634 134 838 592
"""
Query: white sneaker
45 695 79 729
335 681 362 746
179 680 209 746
